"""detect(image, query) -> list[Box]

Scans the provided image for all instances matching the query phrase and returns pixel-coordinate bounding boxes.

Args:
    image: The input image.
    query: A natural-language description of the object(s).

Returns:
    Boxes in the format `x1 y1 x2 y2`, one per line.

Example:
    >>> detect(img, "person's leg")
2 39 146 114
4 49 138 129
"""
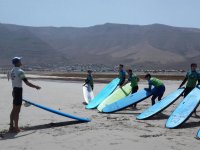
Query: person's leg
12 87 23 132
9 90 15 132
183 87 197 115
158 86 165 101
151 87 159 105
183 87 193 98
151 95 157 105
132 86 139 108
9 105 15 132
13 105 22 132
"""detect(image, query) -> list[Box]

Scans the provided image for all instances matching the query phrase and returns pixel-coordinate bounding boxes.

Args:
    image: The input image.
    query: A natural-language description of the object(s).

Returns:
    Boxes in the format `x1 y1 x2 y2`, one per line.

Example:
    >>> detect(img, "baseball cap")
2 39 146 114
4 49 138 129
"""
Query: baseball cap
12 57 22 65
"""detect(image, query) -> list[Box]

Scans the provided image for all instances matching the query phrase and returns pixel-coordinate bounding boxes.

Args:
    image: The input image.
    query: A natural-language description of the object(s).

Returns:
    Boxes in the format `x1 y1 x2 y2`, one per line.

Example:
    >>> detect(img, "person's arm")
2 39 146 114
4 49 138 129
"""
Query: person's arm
124 80 129 85
118 72 123 87
125 76 131 85
23 78 41 90
83 76 90 86
137 76 140 82
144 81 151 91
179 77 187 88
83 80 88 86
197 79 200 86
197 73 200 86
148 84 152 90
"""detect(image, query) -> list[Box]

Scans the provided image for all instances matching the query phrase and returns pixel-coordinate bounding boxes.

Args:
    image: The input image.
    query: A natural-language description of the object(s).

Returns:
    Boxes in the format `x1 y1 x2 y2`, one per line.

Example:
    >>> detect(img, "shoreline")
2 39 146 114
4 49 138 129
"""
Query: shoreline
0 72 185 83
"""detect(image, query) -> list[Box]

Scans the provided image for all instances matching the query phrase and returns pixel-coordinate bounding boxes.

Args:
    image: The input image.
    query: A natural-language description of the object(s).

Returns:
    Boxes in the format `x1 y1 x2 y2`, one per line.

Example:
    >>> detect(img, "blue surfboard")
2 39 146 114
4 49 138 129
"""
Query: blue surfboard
23 99 91 122
137 88 184 120
166 86 200 128
102 89 152 113
197 129 200 139
86 78 120 109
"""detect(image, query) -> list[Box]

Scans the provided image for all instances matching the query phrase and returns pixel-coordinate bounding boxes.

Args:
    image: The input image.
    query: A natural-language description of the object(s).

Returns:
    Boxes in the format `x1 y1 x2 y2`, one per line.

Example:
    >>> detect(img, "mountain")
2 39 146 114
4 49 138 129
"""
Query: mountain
1 23 200 69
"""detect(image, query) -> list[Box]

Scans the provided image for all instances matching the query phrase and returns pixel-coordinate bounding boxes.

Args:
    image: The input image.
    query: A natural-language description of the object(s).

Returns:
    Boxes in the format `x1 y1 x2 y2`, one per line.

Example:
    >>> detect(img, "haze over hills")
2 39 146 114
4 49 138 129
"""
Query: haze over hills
1 23 200 70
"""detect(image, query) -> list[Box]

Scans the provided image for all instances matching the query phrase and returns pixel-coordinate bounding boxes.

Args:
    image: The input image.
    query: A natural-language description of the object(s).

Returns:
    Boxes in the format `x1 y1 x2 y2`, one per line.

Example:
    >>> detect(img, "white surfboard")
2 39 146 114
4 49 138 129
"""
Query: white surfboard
83 84 94 104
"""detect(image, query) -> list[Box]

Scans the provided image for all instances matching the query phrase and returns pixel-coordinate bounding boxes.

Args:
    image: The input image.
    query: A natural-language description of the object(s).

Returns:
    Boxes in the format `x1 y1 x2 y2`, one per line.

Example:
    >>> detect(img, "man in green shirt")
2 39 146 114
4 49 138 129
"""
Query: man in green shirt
145 74 165 105
179 63 200 115
125 69 139 108
179 63 200 96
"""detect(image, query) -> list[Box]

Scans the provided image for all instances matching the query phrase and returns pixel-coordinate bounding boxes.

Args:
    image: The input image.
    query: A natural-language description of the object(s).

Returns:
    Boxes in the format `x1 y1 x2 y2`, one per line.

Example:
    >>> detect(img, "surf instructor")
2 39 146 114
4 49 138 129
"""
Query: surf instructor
8 57 41 133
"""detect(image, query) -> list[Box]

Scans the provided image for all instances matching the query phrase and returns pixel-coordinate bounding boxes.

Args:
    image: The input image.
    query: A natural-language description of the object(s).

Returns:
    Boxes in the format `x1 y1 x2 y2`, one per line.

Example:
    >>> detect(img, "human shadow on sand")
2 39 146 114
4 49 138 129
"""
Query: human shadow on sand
0 120 86 140
0 131 36 140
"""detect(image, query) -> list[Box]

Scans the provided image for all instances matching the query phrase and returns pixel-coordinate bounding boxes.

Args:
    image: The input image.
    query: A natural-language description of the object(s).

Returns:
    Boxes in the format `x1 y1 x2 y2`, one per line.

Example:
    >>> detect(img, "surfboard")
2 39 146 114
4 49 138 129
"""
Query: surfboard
102 89 152 113
197 129 200 139
23 99 91 122
165 86 200 128
97 83 132 112
137 88 184 120
86 78 120 109
83 84 94 104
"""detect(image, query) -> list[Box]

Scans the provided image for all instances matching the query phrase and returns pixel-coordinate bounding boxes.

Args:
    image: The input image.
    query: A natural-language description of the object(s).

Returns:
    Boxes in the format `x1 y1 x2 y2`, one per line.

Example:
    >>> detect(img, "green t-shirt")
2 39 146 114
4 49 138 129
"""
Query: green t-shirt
186 71 200 88
128 73 138 88
149 77 164 87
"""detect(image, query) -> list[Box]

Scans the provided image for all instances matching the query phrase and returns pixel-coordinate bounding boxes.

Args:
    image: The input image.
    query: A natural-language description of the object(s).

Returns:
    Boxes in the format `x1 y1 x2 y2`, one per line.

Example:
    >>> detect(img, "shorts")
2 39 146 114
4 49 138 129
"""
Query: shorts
131 86 139 94
151 85 165 97
13 87 23 106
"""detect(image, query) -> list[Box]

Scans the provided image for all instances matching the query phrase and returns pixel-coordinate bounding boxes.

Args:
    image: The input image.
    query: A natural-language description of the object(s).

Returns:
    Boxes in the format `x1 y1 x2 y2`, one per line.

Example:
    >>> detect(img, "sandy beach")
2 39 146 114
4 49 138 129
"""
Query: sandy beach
0 75 200 150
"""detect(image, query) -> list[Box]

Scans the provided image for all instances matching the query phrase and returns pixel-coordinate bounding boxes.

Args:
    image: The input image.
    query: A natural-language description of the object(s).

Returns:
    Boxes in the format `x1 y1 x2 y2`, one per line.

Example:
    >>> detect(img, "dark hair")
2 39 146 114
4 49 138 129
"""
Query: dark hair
87 70 92 73
119 64 124 68
127 69 132 73
191 63 197 67
145 74 151 78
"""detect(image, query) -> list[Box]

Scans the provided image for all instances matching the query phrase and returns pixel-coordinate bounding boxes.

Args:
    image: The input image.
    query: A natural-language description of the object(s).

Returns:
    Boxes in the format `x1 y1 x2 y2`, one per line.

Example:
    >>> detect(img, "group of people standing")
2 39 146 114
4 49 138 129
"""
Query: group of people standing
8 56 200 133
84 63 200 112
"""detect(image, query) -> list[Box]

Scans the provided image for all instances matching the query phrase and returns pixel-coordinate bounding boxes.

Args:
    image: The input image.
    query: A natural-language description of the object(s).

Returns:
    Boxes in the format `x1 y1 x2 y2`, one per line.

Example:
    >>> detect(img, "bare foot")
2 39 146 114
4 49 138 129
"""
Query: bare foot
13 128 23 133
8 126 15 132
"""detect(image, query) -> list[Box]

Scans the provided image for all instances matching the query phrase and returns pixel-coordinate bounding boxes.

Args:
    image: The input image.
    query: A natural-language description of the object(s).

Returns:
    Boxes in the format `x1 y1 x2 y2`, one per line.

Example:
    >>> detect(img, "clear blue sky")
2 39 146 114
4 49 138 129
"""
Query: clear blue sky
0 0 200 28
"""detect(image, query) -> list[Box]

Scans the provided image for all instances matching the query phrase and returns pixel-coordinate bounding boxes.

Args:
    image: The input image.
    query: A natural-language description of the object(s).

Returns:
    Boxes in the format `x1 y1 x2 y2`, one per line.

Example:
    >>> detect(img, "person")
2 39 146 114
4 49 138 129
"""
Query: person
145 74 165 105
125 69 139 109
118 64 126 88
83 70 94 90
8 57 41 133
179 63 200 115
